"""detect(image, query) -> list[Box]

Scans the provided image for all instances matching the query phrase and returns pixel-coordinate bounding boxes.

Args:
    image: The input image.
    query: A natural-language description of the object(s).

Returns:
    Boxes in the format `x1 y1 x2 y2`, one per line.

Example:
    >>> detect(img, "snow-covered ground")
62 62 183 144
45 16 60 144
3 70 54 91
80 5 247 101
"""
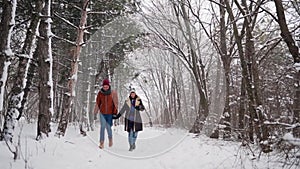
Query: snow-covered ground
0 121 297 169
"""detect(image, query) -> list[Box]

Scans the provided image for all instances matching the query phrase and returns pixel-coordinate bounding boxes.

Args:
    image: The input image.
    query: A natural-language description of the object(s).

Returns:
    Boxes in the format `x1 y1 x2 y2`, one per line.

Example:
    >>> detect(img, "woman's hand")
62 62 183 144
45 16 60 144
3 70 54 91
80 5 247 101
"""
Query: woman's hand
139 104 145 111
113 113 121 119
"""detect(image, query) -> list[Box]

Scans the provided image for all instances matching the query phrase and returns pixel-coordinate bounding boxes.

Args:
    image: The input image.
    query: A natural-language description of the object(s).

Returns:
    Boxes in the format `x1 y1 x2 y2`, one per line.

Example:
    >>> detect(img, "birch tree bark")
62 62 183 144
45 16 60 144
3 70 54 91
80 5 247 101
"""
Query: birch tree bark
0 0 17 142
5 0 43 129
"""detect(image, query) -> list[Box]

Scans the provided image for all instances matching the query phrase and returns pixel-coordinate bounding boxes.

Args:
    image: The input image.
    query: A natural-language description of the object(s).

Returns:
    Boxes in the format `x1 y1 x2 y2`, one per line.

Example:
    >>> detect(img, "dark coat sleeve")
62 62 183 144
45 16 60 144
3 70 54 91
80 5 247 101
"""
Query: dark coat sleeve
136 99 145 111
114 102 128 119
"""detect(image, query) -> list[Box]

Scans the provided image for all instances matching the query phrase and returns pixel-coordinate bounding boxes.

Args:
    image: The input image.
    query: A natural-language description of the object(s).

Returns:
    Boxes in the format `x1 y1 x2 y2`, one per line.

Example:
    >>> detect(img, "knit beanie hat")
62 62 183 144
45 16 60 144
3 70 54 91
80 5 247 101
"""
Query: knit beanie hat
130 88 136 93
102 79 110 86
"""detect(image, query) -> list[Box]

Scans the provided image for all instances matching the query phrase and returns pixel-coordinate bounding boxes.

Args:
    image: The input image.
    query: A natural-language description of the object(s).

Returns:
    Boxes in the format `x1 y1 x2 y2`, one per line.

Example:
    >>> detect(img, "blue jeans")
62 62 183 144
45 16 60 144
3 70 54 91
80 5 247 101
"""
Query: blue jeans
128 130 138 145
99 114 113 142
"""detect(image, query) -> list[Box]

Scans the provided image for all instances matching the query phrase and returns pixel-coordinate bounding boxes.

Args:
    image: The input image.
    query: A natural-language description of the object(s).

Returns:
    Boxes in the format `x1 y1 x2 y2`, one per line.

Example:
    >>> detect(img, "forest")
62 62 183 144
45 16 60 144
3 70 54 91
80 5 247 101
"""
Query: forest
0 0 299 168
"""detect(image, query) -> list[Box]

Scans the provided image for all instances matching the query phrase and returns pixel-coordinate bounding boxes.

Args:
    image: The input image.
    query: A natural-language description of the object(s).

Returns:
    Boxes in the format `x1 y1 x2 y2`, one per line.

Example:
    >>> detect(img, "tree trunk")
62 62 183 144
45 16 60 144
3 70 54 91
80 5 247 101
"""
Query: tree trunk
294 71 300 137
190 86 209 133
185 0 231 137
177 0 209 133
238 77 246 140
0 0 17 142
224 0 258 143
241 0 270 144
56 0 90 136
274 0 300 137
4 0 42 142
208 58 223 139
36 0 53 140
220 0 231 139
178 60 189 128
10 0 43 121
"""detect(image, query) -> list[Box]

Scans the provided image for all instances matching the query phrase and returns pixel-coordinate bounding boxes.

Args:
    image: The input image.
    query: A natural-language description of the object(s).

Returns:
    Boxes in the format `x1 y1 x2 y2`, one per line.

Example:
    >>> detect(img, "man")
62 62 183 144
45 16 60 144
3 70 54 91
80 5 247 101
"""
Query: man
94 79 118 149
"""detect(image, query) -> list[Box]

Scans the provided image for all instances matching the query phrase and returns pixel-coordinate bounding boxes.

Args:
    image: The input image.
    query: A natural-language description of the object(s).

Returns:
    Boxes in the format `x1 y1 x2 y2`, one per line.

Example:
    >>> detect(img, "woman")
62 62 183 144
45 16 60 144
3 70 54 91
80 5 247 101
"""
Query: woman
115 88 145 151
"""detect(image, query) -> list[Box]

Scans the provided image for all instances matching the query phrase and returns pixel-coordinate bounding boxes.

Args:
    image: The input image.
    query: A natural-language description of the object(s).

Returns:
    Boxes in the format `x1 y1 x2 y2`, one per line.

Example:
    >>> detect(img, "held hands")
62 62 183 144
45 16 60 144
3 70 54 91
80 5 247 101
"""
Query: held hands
113 113 121 119
112 114 118 119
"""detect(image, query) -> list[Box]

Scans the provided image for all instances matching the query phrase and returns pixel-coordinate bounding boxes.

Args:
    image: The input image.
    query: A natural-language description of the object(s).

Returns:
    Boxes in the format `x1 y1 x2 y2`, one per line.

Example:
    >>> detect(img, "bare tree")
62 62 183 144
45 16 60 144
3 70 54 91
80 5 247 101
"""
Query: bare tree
3 0 43 142
35 0 53 140
185 0 233 138
274 0 300 137
142 0 211 132
235 0 269 148
224 0 258 143
218 0 232 139
177 0 209 133
1 0 17 142
16 1 43 121
56 0 90 136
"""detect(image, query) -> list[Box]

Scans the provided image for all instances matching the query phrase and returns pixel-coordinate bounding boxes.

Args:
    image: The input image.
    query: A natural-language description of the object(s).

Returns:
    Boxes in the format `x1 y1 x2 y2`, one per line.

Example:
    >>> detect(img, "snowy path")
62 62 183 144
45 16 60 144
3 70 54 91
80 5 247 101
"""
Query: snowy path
0 123 293 169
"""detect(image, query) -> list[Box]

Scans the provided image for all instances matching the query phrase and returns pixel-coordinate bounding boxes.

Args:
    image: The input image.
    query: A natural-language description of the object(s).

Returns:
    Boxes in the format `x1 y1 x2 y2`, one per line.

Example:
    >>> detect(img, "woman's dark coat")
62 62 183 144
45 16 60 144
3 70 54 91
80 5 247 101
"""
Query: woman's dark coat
117 96 144 132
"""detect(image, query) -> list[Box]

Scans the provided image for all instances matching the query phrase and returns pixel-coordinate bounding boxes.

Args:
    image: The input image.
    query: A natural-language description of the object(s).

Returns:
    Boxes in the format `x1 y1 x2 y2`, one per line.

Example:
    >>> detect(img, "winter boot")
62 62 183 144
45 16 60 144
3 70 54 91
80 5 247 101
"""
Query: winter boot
99 141 104 149
109 138 113 147
129 145 134 151
132 143 136 150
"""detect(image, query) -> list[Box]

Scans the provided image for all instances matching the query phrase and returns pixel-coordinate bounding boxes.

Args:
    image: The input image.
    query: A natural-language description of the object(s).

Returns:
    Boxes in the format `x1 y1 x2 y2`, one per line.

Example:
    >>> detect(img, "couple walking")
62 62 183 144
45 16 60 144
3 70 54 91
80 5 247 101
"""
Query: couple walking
93 79 145 151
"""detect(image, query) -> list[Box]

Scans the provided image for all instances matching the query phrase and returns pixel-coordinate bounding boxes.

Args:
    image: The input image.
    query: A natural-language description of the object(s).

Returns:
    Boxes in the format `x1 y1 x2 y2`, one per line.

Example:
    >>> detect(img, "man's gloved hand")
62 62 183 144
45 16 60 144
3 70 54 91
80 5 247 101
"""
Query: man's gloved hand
94 113 97 120
149 121 153 127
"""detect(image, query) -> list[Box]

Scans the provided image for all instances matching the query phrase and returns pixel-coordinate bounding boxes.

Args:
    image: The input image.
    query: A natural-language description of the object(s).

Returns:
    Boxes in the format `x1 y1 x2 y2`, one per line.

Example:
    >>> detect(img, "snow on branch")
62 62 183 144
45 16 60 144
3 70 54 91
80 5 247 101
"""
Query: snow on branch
87 11 108 15
52 34 76 45
282 133 300 146
53 12 78 29
264 121 300 129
